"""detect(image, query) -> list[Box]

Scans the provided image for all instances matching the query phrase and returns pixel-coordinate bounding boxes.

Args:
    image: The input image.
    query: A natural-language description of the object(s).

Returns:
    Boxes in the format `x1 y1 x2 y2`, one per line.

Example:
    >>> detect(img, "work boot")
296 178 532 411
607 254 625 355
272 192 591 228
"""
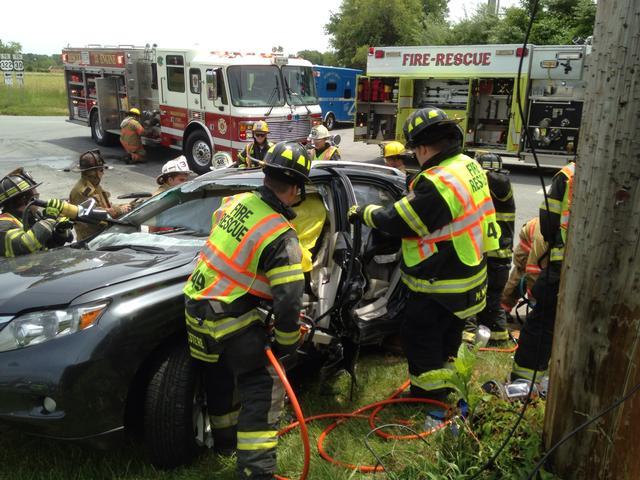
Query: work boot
489 328 510 342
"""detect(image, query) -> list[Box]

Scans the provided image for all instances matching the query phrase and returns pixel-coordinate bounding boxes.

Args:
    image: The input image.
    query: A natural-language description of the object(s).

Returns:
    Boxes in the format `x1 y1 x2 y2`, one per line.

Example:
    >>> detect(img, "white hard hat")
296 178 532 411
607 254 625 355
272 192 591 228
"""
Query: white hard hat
156 156 193 184
309 125 330 140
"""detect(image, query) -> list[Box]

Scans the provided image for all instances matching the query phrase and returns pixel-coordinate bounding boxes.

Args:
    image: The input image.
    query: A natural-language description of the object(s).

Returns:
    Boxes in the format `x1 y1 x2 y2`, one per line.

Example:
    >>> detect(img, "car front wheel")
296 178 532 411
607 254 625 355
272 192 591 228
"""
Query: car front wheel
144 343 210 469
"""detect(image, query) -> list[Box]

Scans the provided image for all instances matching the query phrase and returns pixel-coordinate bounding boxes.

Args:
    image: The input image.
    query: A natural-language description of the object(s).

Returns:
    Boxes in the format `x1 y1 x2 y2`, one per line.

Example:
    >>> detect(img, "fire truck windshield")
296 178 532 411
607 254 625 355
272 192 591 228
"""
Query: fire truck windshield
282 66 318 105
228 65 284 107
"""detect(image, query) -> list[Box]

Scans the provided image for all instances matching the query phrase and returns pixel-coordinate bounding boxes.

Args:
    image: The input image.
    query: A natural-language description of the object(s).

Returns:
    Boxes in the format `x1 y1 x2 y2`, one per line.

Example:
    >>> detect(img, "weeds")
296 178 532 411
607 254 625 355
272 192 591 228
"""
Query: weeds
0 73 66 115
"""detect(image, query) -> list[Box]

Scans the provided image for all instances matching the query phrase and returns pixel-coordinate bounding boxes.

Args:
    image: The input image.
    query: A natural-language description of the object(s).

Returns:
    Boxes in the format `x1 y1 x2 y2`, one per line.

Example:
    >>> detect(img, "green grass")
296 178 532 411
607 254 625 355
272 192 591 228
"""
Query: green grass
0 347 555 480
0 72 67 115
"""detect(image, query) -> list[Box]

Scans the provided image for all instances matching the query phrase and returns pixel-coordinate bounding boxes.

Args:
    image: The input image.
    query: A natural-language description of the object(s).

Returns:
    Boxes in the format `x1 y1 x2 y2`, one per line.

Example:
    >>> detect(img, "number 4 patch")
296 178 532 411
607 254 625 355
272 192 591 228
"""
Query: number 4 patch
487 222 498 239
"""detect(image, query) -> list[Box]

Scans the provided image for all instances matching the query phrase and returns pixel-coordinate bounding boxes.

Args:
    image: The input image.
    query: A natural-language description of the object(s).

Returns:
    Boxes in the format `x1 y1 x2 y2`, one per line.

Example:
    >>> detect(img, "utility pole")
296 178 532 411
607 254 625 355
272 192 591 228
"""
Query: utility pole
543 1 640 478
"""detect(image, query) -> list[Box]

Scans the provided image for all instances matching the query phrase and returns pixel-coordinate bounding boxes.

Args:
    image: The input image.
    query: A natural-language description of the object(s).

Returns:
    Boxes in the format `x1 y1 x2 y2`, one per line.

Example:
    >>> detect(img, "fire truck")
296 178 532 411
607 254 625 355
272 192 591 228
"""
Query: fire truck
62 45 323 173
354 43 589 167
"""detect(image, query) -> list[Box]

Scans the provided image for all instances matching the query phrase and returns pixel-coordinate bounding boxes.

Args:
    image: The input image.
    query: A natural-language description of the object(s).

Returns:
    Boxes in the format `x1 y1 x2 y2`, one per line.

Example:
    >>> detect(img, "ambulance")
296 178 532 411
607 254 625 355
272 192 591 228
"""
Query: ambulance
62 45 322 173
354 44 588 167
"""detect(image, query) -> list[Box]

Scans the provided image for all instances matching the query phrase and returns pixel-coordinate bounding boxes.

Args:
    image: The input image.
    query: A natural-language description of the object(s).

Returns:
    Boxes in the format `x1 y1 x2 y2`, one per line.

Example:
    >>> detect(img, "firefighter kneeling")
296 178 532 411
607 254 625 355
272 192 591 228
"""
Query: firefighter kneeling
349 107 500 400
183 141 310 480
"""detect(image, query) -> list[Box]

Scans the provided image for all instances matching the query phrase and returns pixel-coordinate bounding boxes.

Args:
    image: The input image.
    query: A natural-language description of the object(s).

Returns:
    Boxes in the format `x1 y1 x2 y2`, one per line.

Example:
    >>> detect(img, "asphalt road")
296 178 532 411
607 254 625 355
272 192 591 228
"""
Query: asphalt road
0 116 552 229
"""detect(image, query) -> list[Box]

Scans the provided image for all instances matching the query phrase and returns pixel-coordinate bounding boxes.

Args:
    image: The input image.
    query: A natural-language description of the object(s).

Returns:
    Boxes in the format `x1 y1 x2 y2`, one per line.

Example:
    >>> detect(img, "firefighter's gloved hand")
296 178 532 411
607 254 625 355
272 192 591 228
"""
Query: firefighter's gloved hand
55 217 74 233
347 205 363 224
44 199 79 219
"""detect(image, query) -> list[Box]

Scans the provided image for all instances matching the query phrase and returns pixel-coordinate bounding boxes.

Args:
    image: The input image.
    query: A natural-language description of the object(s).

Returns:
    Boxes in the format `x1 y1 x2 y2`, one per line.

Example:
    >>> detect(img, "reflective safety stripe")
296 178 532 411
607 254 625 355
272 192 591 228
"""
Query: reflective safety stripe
0 213 22 227
430 165 473 208
185 308 266 341
410 370 458 392
237 430 278 451
394 197 429 237
275 328 301 346
487 248 513 259
318 146 338 160
401 265 487 294
363 205 382 228
490 330 510 341
265 264 304 287
189 348 220 363
511 362 546 381
455 297 487 318
550 247 564 262
495 212 516 222
526 264 542 275
0 181 31 203
541 197 562 214
211 409 240 429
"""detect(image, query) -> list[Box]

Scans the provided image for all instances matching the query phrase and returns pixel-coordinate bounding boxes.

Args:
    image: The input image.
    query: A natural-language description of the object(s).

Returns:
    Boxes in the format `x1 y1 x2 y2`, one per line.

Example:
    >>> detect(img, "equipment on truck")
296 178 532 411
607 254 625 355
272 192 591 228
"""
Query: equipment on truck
355 44 589 167
62 45 323 174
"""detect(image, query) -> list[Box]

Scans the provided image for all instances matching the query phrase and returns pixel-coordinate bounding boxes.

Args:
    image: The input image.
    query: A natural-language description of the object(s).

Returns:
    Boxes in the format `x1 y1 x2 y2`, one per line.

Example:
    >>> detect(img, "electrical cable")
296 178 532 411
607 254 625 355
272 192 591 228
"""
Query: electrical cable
525 380 640 480
364 423 435 476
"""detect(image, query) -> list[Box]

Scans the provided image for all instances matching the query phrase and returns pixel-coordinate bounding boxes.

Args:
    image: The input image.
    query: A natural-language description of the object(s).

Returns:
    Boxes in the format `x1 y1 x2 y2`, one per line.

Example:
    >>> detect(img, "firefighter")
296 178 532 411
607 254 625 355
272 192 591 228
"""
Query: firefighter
501 217 548 313
153 156 193 196
120 107 146 164
511 161 575 381
183 141 310 480
463 153 515 343
308 125 340 161
69 150 131 241
349 107 500 400
382 141 410 173
0 168 79 257
237 121 274 168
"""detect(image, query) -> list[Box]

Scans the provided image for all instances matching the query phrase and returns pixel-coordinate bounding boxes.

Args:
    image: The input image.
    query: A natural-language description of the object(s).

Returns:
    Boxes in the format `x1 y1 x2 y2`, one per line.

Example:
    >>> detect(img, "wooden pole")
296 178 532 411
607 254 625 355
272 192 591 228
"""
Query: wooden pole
543 1 640 478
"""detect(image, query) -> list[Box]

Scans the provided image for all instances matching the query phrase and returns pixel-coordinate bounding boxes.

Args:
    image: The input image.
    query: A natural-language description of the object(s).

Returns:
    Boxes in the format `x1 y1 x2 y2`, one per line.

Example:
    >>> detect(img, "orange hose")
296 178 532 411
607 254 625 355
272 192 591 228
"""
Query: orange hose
265 348 310 480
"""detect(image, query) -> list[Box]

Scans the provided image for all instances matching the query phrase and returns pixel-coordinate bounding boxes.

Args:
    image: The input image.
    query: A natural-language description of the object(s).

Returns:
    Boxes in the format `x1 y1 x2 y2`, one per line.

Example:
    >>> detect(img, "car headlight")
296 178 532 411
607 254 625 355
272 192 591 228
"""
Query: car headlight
0 302 108 352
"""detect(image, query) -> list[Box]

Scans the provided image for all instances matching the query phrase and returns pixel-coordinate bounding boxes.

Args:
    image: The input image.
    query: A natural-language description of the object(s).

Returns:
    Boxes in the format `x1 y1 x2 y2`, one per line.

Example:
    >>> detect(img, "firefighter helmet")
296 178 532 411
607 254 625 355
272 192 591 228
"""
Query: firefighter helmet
477 153 503 171
383 141 407 158
129 107 141 116
403 107 462 148
72 149 112 172
309 125 330 140
262 142 311 186
0 168 41 207
252 120 270 134
156 156 193 184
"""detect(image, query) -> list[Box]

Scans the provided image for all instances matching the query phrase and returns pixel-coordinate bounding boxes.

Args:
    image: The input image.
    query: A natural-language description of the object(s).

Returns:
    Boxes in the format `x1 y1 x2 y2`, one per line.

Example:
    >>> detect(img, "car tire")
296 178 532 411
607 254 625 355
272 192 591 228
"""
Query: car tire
185 130 213 174
90 109 118 146
144 343 206 469
324 113 336 131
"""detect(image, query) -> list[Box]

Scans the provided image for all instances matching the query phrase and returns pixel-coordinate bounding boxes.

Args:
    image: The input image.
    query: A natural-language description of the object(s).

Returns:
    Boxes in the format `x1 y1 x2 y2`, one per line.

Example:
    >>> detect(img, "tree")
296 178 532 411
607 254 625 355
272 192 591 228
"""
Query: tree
449 5 499 45
0 40 22 54
542 0 640 478
296 50 325 65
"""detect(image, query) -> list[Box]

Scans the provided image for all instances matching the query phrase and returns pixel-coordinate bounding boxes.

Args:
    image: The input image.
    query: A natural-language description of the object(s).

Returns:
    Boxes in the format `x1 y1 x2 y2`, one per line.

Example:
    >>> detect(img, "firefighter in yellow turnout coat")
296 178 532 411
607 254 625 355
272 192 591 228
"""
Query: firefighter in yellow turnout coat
349 108 500 400
184 142 311 480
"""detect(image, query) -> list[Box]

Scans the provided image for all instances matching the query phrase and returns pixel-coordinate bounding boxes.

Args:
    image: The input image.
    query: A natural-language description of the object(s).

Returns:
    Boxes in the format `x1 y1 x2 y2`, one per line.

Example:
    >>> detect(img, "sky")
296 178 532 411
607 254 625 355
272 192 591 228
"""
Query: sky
4 0 519 55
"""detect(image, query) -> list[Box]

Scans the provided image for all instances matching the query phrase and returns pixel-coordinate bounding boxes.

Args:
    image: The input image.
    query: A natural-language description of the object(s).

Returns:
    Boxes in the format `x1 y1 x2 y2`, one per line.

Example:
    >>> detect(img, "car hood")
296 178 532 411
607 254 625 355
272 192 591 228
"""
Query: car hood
0 247 198 314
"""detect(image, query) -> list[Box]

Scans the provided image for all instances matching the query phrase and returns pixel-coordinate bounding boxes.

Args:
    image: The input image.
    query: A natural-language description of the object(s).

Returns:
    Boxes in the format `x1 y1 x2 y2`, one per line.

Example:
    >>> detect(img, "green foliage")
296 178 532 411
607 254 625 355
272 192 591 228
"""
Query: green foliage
296 50 340 66
0 73 67 115
0 39 22 54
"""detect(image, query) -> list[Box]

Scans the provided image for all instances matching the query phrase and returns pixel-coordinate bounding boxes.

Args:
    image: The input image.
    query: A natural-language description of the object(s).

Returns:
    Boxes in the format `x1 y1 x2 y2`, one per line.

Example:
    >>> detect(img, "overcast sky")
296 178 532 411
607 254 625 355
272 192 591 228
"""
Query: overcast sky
4 0 519 55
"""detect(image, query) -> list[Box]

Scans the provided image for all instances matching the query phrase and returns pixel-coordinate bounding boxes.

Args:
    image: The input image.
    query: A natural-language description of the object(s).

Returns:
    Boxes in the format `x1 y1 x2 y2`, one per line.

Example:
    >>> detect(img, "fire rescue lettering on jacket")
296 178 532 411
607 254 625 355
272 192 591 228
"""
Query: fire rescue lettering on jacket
466 161 486 193
218 203 253 242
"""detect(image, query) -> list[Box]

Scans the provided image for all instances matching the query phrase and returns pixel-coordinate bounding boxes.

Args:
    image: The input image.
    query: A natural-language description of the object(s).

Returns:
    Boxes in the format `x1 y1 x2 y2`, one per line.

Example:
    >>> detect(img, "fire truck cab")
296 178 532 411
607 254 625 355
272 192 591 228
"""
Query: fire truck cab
62 45 322 173
355 44 588 167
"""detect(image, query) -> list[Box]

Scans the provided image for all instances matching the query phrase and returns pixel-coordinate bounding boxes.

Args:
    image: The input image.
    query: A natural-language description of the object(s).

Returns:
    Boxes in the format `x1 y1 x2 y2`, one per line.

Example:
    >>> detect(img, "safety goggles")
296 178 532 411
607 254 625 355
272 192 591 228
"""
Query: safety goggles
254 133 267 138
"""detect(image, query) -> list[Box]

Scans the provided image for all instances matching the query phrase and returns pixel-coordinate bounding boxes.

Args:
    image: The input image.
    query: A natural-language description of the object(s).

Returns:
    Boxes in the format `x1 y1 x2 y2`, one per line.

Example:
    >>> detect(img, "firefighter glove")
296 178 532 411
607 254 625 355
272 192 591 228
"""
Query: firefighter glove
347 205 363 224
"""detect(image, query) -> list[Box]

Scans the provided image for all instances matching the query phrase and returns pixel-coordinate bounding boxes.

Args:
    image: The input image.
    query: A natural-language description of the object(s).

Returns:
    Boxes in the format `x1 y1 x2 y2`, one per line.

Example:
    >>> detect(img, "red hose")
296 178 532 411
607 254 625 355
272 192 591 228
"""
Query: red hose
265 348 310 480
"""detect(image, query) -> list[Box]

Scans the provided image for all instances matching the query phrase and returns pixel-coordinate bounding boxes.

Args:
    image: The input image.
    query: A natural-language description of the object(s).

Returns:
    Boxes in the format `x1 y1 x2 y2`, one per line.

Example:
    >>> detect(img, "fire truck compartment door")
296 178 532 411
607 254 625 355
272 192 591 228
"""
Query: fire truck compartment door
95 77 120 131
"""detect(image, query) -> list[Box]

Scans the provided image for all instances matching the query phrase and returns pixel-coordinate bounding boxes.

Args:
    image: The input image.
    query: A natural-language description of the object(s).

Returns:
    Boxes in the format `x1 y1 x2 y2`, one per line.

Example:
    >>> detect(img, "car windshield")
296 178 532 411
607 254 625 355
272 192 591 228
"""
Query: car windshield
228 65 284 107
86 175 263 250
282 66 318 105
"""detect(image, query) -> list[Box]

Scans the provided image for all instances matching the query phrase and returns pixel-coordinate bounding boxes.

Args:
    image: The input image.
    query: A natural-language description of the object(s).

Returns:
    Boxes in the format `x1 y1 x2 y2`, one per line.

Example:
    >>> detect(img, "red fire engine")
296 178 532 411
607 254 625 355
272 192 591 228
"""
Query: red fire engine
62 45 323 173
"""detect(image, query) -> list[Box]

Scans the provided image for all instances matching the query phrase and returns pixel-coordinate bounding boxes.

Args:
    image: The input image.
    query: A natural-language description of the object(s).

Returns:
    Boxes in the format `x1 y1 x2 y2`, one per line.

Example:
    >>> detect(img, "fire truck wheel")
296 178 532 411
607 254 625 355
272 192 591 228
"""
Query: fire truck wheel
324 113 336 131
185 131 213 174
144 343 205 469
90 110 118 146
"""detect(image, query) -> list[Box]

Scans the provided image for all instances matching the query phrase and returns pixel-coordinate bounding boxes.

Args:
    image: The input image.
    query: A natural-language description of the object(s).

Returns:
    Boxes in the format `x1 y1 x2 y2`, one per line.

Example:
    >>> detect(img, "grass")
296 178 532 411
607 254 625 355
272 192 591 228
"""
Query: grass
0 72 67 115
0 346 555 480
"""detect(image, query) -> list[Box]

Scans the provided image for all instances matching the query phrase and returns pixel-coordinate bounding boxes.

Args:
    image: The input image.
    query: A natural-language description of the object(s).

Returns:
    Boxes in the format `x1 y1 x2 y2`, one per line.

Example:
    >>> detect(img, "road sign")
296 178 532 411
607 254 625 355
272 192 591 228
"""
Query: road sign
12 53 24 72
0 53 13 72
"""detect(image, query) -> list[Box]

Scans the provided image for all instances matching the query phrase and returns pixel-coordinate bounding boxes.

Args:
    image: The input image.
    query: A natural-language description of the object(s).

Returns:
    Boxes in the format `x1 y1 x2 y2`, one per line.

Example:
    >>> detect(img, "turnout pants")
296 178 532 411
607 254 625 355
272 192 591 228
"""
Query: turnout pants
186 300 285 480
401 292 465 401
465 259 510 341
511 262 561 381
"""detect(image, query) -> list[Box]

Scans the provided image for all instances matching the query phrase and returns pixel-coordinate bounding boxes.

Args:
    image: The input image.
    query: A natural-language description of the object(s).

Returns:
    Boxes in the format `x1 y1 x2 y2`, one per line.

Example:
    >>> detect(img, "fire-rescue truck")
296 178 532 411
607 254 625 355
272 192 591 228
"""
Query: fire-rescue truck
62 45 323 173
354 43 589 167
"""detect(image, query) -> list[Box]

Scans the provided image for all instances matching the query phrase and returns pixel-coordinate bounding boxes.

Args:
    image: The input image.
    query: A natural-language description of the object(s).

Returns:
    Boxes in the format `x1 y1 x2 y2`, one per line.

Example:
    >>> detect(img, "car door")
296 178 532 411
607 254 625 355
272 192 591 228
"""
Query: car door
345 173 407 345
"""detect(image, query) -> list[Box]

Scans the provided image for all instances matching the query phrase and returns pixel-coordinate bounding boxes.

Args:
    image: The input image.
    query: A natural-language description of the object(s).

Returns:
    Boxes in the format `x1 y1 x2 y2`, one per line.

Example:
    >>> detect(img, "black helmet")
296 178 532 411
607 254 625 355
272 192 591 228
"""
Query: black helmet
262 142 311 186
0 168 41 207
72 149 112 172
477 153 503 171
403 107 462 148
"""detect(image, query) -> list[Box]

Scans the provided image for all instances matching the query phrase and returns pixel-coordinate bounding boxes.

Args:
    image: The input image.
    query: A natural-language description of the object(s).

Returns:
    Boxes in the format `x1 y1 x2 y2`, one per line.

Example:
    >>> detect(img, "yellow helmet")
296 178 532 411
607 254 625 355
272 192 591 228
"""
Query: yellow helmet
253 120 269 134
129 107 141 116
383 141 407 158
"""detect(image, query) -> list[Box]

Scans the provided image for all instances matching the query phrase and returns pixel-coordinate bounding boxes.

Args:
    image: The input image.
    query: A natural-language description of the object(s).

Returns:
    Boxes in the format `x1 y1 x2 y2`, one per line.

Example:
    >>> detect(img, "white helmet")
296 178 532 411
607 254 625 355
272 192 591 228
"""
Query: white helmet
156 156 193 184
309 125 330 140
